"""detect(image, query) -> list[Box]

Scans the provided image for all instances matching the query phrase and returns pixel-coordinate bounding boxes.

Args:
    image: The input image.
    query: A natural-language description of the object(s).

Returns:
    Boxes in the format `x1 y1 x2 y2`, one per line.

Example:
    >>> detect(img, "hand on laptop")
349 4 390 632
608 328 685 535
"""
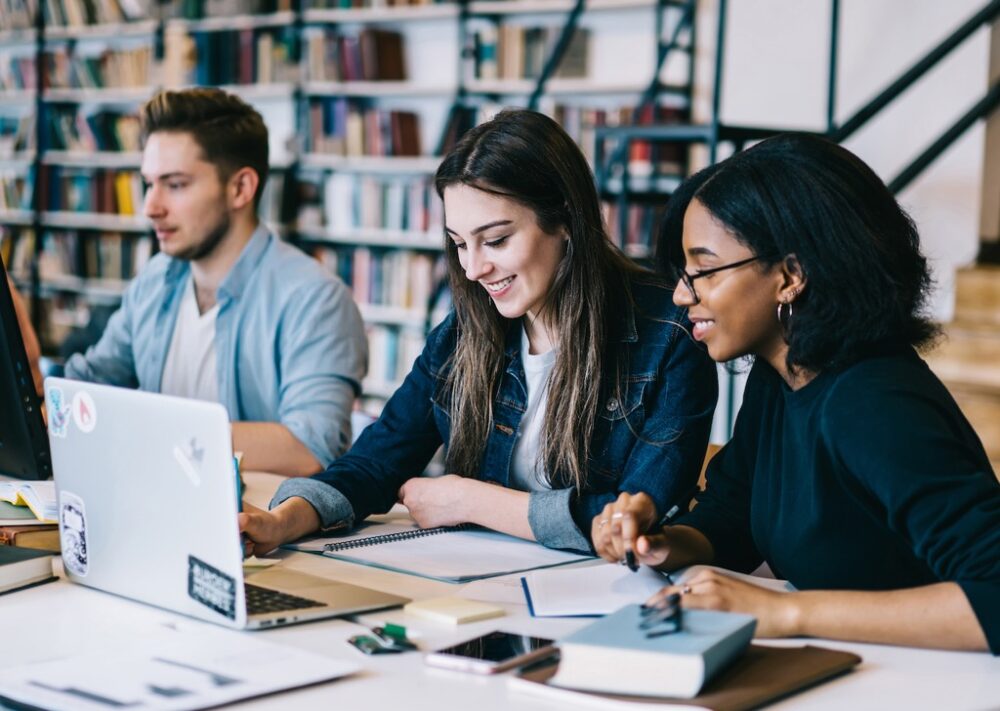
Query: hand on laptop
238 498 322 557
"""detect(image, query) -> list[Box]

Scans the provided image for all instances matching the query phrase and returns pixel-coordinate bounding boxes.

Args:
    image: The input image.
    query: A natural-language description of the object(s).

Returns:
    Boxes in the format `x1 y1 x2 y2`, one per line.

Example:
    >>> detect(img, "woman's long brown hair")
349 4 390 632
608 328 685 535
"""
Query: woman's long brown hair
435 110 644 490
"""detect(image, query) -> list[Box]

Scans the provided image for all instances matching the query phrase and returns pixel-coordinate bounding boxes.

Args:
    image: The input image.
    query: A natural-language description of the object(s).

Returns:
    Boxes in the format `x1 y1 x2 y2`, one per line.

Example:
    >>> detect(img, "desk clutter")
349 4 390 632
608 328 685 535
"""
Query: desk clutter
0 481 59 552
0 545 55 596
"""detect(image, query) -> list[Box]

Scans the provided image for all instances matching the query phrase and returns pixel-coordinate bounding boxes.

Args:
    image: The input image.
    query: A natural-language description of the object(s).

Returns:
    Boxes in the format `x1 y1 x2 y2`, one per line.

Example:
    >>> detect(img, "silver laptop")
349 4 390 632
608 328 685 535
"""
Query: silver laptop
44 376 408 630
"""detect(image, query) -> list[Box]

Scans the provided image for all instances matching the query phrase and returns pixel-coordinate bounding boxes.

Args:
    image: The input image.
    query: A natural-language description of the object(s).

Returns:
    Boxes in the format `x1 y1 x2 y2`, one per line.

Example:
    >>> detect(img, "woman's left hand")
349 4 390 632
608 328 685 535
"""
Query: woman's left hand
645 567 800 638
398 474 472 528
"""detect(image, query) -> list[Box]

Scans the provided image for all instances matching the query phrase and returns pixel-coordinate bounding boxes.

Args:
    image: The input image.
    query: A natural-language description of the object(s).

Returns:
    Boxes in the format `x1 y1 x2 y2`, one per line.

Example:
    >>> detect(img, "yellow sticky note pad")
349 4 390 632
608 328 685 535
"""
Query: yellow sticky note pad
404 596 505 625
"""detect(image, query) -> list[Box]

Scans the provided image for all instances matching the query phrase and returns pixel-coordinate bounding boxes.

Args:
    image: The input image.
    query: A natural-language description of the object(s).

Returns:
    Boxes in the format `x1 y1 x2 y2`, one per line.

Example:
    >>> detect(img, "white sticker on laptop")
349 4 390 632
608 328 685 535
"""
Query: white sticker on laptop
47 386 70 438
71 390 97 434
60 491 89 577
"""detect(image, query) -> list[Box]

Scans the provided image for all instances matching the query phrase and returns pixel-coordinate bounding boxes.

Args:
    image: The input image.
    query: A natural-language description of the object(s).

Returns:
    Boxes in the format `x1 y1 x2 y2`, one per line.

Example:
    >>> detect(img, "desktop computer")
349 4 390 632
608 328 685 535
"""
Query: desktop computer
0 257 50 480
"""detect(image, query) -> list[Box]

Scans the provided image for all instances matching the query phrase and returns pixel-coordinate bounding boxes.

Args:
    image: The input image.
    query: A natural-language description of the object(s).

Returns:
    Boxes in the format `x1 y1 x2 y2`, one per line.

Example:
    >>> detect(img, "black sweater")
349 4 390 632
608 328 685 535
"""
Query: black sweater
679 347 1000 654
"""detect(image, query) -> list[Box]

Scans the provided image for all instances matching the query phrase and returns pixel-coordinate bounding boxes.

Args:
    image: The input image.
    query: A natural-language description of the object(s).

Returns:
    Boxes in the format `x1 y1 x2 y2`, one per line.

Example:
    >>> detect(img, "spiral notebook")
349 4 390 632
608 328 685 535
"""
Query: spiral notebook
285 511 592 583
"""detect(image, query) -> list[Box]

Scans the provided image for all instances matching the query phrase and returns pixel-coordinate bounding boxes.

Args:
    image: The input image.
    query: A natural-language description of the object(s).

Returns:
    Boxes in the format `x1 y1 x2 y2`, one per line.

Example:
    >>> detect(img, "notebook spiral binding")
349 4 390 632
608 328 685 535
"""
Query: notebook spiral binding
322 523 473 552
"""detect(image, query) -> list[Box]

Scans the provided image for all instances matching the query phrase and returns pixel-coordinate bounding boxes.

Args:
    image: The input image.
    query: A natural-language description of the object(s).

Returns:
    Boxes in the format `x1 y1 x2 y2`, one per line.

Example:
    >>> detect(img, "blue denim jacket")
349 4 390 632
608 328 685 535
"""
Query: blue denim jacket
64 225 367 464
273 274 718 552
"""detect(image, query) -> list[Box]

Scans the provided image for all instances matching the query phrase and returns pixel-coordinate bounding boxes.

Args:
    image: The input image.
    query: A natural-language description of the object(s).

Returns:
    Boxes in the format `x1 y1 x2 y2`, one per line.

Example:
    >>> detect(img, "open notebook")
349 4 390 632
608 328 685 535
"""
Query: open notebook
286 511 592 583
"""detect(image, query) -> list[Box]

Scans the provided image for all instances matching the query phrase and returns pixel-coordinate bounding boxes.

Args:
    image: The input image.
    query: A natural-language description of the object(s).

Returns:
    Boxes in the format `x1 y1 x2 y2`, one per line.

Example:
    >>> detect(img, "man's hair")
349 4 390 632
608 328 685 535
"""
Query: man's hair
140 88 269 209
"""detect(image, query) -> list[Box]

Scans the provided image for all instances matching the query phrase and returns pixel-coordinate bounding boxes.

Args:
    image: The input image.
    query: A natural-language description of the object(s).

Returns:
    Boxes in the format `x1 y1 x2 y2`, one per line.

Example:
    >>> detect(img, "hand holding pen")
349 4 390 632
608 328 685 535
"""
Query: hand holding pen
591 486 698 571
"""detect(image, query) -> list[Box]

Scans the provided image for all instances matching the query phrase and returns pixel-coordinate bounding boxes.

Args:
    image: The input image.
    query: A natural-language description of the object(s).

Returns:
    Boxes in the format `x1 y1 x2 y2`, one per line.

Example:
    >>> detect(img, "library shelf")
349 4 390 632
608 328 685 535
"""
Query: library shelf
467 0 658 16
303 4 459 24
44 19 158 41
41 211 149 233
0 28 37 45
297 226 444 251
166 12 297 33
216 83 298 101
0 90 36 107
0 209 34 226
42 150 142 169
0 153 35 171
36 274 129 302
302 81 454 98
43 87 155 104
299 153 441 175
358 303 428 328
465 79 689 98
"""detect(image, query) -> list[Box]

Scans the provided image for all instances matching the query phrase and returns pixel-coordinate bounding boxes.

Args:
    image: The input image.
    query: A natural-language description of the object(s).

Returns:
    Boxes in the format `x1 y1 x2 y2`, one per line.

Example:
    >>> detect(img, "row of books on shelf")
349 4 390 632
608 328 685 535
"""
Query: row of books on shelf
307 99 421 157
40 166 143 215
1 54 37 91
298 173 442 236
47 107 141 152
365 322 424 397
163 25 298 87
315 245 441 314
303 27 406 83
38 229 152 281
0 170 32 211
42 0 146 28
0 0 37 31
465 23 589 82
44 45 152 90
602 201 664 258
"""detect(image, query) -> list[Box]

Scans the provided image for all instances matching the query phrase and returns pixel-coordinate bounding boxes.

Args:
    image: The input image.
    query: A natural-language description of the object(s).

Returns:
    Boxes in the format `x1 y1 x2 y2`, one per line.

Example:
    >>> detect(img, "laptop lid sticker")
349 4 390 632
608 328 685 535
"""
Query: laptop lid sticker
188 555 237 620
60 490 89 577
47 386 70 438
71 390 97 434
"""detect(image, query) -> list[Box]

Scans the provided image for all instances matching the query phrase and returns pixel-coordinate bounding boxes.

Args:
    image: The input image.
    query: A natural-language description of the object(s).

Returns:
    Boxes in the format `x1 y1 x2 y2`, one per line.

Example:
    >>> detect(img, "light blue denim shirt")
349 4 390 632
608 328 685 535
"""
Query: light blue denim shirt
65 224 367 465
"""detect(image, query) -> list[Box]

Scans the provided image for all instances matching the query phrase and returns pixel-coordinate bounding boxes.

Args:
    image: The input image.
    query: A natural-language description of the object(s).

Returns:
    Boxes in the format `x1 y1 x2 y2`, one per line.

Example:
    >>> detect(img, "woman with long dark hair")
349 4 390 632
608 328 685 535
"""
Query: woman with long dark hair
595 133 1000 653
240 110 717 553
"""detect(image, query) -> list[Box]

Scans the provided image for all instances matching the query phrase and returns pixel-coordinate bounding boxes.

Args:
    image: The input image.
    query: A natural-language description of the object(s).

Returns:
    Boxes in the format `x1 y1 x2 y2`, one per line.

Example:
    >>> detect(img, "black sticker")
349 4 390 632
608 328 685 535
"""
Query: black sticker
188 555 237 620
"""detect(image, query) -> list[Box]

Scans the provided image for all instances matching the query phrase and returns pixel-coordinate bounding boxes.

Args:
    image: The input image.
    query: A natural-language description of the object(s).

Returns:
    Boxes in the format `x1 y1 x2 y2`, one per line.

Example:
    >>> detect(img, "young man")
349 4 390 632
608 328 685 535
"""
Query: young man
64 88 366 477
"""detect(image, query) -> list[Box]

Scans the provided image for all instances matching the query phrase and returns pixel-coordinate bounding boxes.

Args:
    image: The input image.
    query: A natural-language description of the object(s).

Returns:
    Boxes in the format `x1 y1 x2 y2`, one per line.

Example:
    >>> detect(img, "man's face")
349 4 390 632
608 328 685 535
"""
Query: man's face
141 131 231 262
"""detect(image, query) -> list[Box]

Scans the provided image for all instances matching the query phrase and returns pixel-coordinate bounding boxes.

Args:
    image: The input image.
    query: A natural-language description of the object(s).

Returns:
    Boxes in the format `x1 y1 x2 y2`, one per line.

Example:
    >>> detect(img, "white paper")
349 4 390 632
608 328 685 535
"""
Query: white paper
0 626 359 711
460 574 532 605
524 564 671 617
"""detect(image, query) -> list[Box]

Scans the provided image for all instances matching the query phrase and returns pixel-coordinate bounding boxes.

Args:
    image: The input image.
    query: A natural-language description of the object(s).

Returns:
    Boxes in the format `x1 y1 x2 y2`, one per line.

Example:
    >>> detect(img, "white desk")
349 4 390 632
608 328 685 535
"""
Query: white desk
3 472 998 711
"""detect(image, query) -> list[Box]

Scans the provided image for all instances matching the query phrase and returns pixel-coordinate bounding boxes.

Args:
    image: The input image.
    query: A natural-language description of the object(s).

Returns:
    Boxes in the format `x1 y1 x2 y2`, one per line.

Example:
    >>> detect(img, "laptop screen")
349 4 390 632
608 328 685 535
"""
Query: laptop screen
0 257 51 480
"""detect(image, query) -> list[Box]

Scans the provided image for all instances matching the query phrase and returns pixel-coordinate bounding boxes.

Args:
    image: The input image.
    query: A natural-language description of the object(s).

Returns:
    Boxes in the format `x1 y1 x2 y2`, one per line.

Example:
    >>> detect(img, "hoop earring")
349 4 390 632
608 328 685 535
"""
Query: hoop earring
776 301 793 328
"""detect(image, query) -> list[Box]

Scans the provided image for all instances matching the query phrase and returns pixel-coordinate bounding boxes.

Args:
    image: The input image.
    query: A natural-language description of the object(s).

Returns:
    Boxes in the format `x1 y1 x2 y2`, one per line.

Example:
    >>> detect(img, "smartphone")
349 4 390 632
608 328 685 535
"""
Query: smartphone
424 631 557 674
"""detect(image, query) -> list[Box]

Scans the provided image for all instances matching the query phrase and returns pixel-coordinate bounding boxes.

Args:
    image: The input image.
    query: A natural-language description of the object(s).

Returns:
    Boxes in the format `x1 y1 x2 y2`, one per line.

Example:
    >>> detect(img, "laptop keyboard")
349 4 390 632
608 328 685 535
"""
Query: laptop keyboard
244 583 325 615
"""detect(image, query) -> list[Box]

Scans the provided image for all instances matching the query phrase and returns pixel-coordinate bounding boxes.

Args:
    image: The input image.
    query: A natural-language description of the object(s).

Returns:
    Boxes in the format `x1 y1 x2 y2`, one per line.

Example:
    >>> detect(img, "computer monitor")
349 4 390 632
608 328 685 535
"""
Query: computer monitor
0 257 51 480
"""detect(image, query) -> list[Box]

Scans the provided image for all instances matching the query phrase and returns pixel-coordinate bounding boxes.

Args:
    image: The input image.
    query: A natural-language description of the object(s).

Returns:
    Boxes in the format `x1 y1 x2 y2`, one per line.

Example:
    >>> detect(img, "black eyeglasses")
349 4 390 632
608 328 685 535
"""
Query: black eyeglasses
673 255 774 304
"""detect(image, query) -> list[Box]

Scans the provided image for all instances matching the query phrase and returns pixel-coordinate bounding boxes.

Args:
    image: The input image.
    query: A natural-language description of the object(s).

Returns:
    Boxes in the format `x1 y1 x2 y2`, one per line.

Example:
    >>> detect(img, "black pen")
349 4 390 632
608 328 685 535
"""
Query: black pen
625 483 700 573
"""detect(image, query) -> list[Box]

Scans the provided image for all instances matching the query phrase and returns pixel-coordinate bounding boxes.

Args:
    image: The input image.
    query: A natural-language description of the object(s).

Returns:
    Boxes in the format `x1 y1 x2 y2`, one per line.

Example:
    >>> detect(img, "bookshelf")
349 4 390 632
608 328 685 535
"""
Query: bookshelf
1 0 695 403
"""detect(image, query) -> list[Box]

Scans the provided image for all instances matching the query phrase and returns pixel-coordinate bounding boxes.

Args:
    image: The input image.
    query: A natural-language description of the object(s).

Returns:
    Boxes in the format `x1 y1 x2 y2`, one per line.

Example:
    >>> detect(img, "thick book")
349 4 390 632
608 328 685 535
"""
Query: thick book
285 514 591 583
0 545 55 596
551 605 756 699
511 644 862 711
0 524 59 552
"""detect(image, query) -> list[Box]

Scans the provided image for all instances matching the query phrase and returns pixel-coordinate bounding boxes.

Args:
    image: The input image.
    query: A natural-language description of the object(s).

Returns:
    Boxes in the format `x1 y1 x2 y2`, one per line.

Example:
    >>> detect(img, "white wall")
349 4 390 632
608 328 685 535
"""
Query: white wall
693 0 991 321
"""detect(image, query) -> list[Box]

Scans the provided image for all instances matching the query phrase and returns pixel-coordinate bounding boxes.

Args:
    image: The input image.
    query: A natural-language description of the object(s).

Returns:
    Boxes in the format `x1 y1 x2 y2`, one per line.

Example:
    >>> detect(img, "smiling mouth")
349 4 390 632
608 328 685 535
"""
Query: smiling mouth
484 276 514 292
692 320 715 338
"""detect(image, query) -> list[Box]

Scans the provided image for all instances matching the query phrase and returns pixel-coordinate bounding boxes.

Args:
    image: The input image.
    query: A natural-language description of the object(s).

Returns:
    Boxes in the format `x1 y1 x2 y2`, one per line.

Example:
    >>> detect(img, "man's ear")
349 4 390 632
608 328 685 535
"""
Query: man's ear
229 167 260 211
778 254 807 302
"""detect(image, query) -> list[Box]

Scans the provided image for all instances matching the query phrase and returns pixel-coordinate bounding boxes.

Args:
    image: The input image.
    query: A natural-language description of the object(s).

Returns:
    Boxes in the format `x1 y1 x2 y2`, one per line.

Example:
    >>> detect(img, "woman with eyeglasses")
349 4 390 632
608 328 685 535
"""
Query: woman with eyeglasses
238 109 717 555
594 133 1000 654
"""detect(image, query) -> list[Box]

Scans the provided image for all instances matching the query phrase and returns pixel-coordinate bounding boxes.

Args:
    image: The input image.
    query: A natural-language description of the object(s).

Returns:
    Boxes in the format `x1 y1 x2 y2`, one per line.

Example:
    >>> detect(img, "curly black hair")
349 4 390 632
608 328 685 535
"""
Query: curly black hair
656 133 938 373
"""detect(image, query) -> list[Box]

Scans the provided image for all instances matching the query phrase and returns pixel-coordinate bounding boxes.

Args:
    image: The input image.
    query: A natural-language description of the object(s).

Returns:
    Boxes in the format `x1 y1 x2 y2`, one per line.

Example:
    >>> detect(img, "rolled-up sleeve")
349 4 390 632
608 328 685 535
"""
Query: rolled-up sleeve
271 477 355 530
276 278 366 466
528 489 591 551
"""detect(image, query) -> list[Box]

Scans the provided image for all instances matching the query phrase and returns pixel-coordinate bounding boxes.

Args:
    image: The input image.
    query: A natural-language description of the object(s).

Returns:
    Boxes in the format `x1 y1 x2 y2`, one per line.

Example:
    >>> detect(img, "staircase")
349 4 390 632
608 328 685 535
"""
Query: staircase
924 265 1000 479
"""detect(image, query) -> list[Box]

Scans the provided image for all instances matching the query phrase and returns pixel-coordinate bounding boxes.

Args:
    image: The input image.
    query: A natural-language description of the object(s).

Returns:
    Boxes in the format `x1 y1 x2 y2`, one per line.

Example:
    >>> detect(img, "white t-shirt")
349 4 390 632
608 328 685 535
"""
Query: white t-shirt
159 276 220 403
509 326 556 492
